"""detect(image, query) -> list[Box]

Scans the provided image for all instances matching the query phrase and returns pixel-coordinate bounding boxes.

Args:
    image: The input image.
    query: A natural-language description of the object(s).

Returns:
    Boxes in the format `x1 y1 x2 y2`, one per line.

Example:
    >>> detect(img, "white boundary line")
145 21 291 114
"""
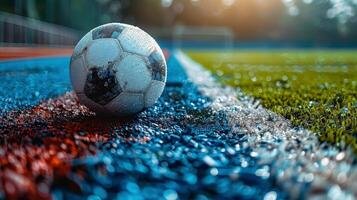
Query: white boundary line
175 50 357 200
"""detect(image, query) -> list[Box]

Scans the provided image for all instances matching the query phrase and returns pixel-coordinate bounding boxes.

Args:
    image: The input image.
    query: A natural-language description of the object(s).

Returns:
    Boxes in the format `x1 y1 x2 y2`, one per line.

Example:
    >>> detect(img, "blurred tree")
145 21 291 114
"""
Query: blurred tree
280 0 337 42
280 0 357 43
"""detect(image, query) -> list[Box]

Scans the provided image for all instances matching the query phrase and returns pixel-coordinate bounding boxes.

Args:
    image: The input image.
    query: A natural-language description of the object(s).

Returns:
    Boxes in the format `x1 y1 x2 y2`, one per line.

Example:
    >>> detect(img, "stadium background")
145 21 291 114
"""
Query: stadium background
1 0 357 46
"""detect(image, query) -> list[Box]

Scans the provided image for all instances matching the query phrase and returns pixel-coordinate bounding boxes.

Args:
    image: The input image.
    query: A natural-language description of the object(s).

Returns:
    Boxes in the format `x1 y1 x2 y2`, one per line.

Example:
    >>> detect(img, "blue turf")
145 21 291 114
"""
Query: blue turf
0 55 288 199
0 57 71 114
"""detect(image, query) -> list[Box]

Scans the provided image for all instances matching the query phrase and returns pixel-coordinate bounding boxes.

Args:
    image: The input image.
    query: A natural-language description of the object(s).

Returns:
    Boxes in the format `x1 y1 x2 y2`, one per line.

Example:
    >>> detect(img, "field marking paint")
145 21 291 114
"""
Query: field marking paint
175 50 357 200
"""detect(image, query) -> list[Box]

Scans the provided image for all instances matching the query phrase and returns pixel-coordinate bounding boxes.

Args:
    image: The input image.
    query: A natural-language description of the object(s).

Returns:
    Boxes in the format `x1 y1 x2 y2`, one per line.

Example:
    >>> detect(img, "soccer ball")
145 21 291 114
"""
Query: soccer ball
70 23 167 117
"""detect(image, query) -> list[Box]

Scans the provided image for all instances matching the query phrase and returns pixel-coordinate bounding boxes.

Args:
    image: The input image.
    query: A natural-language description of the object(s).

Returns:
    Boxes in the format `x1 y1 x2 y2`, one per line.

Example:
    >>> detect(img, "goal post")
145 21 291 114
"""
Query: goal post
173 25 234 49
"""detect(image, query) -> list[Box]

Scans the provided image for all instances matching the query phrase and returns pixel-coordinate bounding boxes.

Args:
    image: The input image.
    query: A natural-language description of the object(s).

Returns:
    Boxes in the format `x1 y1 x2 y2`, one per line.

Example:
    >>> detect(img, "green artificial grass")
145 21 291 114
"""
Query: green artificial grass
186 50 357 153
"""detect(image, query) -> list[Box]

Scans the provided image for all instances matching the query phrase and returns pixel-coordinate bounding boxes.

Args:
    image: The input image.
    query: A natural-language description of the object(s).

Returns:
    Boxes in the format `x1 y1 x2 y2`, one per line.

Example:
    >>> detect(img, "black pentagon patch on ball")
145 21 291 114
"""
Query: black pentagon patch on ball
92 24 124 40
84 62 122 105
148 51 166 82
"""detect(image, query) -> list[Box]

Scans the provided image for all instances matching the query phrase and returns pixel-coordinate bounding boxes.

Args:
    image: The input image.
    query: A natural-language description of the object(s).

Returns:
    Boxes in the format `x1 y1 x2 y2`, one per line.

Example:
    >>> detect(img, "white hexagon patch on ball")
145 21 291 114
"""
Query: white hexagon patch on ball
70 23 167 117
